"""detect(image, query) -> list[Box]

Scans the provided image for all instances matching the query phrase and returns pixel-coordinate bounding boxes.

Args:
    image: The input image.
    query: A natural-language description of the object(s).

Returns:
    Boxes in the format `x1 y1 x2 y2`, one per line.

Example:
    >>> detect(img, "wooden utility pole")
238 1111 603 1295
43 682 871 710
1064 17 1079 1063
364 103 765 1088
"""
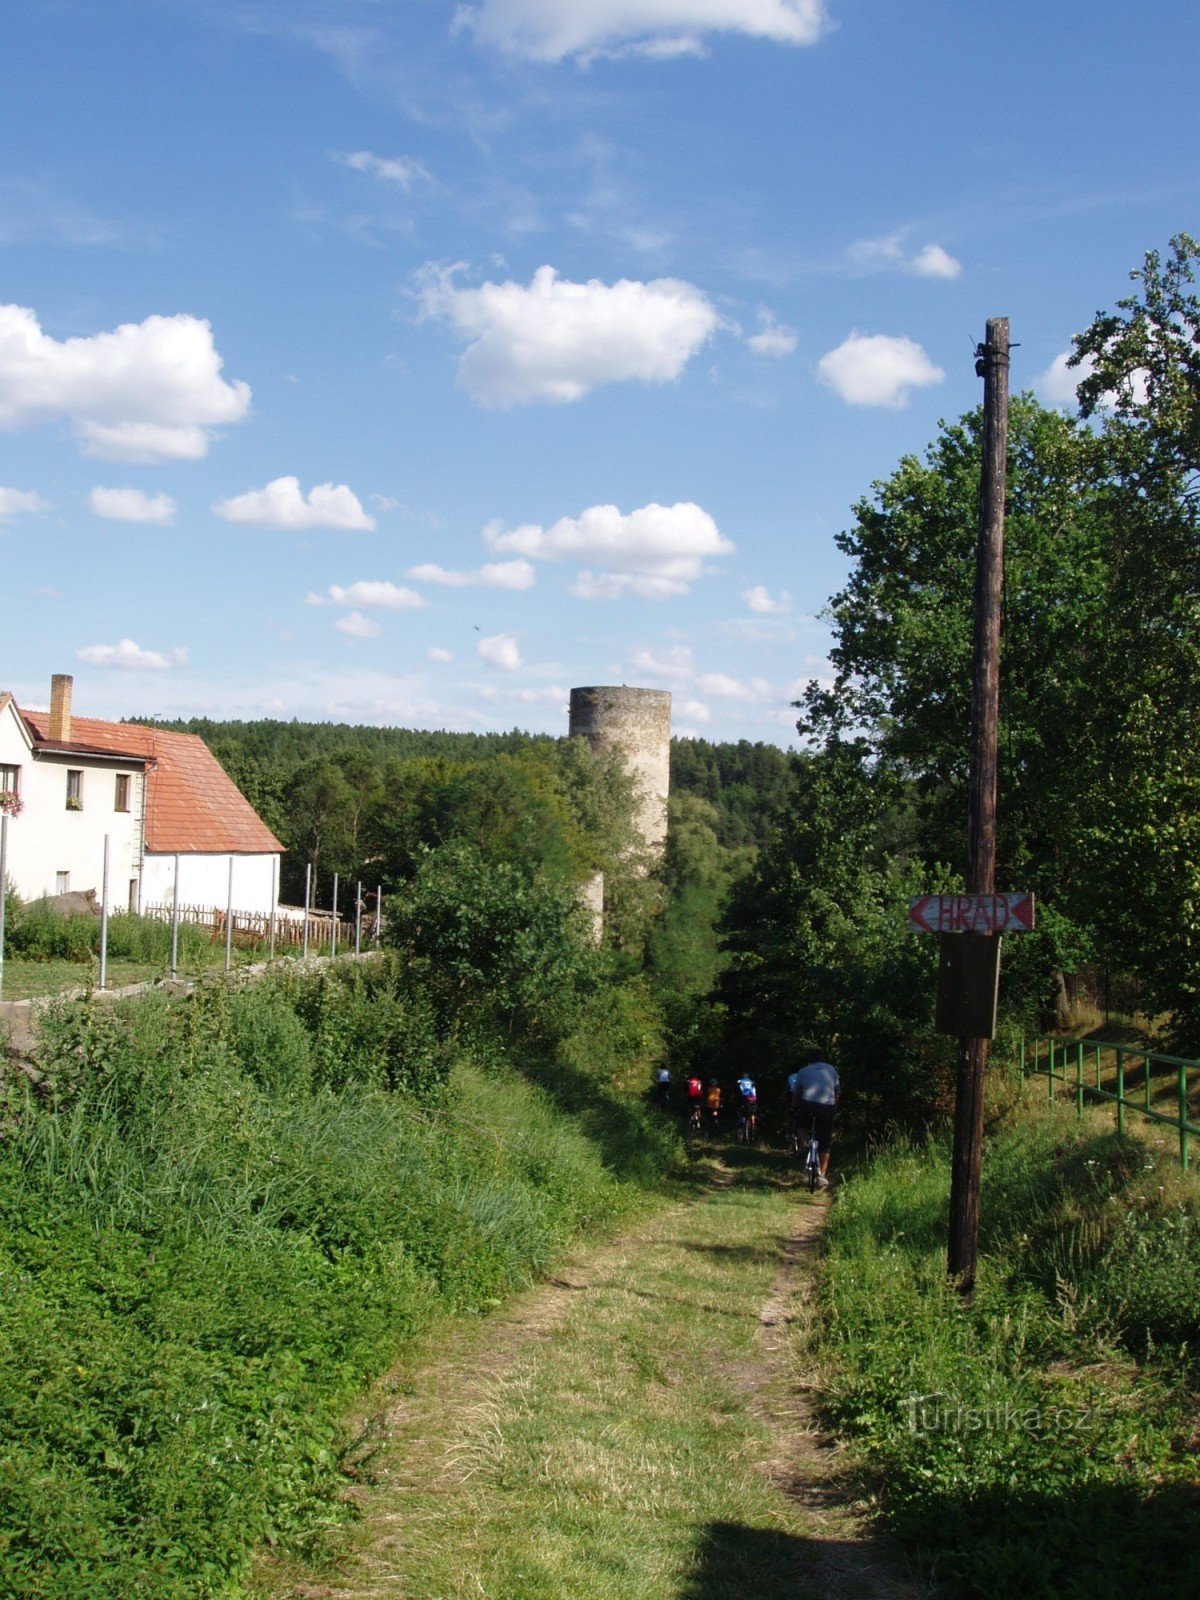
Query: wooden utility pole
947 317 1010 1293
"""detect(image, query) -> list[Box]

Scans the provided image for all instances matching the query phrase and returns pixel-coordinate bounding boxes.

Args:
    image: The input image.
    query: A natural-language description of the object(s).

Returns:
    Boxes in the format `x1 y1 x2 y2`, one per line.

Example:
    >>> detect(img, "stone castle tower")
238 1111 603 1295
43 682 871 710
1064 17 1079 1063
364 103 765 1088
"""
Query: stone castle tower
568 686 672 940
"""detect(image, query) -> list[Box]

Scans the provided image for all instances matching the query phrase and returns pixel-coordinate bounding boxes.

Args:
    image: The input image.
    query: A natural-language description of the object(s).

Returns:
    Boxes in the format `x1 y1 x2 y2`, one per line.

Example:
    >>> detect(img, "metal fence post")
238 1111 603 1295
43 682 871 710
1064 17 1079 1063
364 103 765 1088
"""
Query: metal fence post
1180 1064 1190 1172
1076 1041 1084 1117
376 882 382 943
1117 1052 1125 1140
99 833 110 991
303 863 311 959
0 811 8 1003
269 855 277 962
1048 1038 1055 1102
355 879 362 957
170 852 180 977
225 856 234 974
331 873 339 958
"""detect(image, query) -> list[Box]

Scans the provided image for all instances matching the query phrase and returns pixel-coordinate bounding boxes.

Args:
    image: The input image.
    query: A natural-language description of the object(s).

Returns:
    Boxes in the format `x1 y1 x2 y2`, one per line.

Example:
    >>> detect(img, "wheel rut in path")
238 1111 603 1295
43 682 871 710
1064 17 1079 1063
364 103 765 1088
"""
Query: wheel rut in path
261 1154 925 1600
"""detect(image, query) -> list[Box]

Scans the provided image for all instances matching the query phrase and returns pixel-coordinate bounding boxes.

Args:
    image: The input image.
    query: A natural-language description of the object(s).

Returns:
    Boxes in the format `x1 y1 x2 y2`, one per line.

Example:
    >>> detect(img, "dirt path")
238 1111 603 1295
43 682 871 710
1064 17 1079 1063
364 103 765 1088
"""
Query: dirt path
257 1149 925 1600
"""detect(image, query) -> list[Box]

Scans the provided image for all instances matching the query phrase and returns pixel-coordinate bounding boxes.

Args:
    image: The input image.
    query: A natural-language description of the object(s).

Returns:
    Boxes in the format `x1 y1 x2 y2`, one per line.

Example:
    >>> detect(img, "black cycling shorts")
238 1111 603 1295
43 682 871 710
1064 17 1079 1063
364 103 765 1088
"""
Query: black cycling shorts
794 1101 835 1153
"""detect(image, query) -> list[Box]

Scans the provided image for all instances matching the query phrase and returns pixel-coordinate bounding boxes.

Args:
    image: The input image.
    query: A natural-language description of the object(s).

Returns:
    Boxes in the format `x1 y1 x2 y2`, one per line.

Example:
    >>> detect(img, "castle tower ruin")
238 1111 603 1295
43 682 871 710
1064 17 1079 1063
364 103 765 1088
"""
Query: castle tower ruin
568 686 672 861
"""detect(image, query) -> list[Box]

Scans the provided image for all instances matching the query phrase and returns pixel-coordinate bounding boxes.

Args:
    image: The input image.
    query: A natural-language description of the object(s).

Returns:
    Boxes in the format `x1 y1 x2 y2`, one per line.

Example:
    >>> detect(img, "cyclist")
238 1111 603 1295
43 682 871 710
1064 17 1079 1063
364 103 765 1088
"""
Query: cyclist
685 1072 705 1127
791 1049 840 1188
704 1077 722 1137
654 1065 672 1111
735 1074 758 1142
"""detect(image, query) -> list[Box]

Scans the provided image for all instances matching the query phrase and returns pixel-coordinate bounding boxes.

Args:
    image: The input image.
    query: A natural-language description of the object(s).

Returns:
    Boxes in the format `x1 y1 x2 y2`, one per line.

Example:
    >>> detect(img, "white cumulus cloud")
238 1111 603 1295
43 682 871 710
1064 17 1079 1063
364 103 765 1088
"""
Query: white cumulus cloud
427 646 454 663
214 476 377 531
418 263 717 407
487 500 733 599
847 235 961 281
339 151 431 190
742 583 791 614
746 308 798 357
335 610 382 638
478 632 522 671
76 638 187 671
406 558 536 590
0 304 250 461
679 697 711 723
817 332 944 408
458 0 827 61
1036 348 1150 412
910 243 961 280
0 486 50 521
89 486 175 525
308 580 426 611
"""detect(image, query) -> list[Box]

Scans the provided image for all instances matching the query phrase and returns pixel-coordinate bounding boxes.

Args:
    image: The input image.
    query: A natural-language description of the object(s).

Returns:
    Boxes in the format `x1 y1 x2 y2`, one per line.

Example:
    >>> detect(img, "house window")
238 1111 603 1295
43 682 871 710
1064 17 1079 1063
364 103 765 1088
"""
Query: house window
56 871 69 894
115 773 131 812
0 764 18 796
66 770 83 810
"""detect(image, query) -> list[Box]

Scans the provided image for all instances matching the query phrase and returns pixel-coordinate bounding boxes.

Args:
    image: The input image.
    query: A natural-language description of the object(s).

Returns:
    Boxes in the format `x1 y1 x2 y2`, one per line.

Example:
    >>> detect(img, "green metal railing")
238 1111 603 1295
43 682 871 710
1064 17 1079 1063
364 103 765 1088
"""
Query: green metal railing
1022 1035 1200 1171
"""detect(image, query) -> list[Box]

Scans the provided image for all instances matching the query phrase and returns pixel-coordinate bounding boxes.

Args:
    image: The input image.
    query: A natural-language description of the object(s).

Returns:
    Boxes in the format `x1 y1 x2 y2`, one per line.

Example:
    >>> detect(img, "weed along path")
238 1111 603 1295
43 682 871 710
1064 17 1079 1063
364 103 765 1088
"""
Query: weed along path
259 1150 921 1600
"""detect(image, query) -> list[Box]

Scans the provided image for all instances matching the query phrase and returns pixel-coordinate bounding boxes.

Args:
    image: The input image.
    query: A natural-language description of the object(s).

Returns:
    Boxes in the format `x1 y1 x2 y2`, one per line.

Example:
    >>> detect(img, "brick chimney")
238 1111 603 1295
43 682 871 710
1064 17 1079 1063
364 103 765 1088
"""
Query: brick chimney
48 674 73 743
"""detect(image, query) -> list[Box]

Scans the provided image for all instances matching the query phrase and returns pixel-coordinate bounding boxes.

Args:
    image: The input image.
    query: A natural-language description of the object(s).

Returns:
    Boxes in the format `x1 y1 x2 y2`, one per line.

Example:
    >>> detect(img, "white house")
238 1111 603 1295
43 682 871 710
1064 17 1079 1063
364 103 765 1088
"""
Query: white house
0 675 282 915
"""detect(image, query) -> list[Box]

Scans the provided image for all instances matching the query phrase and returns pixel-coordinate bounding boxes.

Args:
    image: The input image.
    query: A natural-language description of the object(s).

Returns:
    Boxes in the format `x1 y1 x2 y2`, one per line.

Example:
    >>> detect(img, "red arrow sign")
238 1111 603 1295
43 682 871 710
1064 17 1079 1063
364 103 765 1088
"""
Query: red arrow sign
907 893 1035 934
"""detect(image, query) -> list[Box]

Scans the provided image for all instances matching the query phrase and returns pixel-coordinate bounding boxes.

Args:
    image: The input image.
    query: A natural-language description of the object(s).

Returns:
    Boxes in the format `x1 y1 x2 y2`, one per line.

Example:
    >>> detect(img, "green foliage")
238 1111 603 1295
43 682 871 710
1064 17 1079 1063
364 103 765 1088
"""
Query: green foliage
384 840 597 1048
717 746 954 1123
819 1105 1200 1599
0 949 671 1597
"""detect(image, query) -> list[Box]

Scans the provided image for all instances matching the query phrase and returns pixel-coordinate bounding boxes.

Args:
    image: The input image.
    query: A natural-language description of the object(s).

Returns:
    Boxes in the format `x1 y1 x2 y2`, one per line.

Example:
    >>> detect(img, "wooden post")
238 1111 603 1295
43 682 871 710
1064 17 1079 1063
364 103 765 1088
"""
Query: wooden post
947 317 1010 1293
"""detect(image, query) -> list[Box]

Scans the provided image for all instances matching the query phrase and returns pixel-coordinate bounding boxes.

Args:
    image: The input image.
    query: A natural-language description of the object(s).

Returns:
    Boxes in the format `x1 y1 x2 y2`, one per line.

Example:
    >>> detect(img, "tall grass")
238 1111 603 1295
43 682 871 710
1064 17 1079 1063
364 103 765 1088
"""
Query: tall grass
817 1101 1200 1599
0 960 674 1598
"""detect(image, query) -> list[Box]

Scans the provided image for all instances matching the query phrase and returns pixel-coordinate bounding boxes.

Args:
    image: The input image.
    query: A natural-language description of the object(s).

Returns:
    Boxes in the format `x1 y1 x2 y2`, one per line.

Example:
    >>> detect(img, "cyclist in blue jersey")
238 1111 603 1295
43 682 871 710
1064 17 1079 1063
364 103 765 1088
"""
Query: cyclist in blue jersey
791 1049 840 1188
734 1074 758 1142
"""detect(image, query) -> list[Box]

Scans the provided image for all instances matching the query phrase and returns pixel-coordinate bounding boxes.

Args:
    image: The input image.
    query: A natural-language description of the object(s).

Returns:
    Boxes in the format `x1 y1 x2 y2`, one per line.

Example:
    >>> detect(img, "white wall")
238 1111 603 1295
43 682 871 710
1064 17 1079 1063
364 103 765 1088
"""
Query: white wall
140 851 279 917
0 703 145 906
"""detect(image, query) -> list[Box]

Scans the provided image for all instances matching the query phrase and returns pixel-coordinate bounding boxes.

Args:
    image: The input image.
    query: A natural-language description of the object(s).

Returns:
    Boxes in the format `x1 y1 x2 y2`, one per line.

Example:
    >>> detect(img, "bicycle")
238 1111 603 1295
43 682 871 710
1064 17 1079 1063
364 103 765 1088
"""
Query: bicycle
736 1105 757 1145
803 1129 822 1192
687 1101 703 1134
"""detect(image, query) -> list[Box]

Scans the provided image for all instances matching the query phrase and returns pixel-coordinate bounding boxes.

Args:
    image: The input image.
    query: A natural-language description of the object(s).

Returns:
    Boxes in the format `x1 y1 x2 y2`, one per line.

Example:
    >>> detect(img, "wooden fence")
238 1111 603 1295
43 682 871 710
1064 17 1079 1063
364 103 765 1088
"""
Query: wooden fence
142 902 368 952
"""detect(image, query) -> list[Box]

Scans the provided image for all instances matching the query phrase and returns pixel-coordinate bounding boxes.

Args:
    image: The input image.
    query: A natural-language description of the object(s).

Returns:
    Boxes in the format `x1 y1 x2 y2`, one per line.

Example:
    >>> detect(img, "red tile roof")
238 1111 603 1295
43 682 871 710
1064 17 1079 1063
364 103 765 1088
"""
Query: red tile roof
21 712 282 855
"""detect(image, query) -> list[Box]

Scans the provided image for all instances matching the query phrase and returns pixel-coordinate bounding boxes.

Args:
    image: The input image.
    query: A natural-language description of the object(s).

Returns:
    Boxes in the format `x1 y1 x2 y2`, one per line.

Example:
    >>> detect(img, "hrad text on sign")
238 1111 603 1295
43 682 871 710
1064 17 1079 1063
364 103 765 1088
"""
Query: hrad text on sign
907 893 1035 934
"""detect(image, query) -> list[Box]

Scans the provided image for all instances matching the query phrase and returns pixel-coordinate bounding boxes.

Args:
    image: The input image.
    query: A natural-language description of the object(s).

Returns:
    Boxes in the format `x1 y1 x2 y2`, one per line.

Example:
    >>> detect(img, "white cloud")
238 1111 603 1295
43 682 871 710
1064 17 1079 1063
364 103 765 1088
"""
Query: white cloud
427 646 454 663
308 580 426 611
89 486 175 525
0 486 50 521
339 150 431 190
214 476 377 531
76 638 187 671
1037 350 1085 406
746 308 797 357
418 263 717 407
0 304 250 461
694 671 772 700
1036 349 1149 411
817 332 944 408
335 610 382 638
487 500 733 598
478 632 522 670
742 583 791 614
910 243 961 280
406 558 536 590
626 644 695 679
847 235 961 281
458 0 827 62
680 697 711 723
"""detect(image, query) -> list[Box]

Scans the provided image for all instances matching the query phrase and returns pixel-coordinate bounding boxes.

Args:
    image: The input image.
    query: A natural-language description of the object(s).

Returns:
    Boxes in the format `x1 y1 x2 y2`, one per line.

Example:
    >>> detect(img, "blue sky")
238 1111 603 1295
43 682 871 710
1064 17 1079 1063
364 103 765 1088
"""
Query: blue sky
2 0 1197 743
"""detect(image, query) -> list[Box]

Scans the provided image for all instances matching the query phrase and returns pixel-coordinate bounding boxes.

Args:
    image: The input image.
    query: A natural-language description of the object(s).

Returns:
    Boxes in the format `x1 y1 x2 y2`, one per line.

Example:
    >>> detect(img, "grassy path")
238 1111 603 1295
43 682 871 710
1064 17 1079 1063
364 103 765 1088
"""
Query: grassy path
258 1147 922 1600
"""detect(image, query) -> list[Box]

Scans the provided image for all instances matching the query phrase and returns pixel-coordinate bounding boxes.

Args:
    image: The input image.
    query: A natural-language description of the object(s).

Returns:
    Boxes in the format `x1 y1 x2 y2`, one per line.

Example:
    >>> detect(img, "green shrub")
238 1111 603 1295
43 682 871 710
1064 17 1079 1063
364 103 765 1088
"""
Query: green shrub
818 1105 1200 1599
